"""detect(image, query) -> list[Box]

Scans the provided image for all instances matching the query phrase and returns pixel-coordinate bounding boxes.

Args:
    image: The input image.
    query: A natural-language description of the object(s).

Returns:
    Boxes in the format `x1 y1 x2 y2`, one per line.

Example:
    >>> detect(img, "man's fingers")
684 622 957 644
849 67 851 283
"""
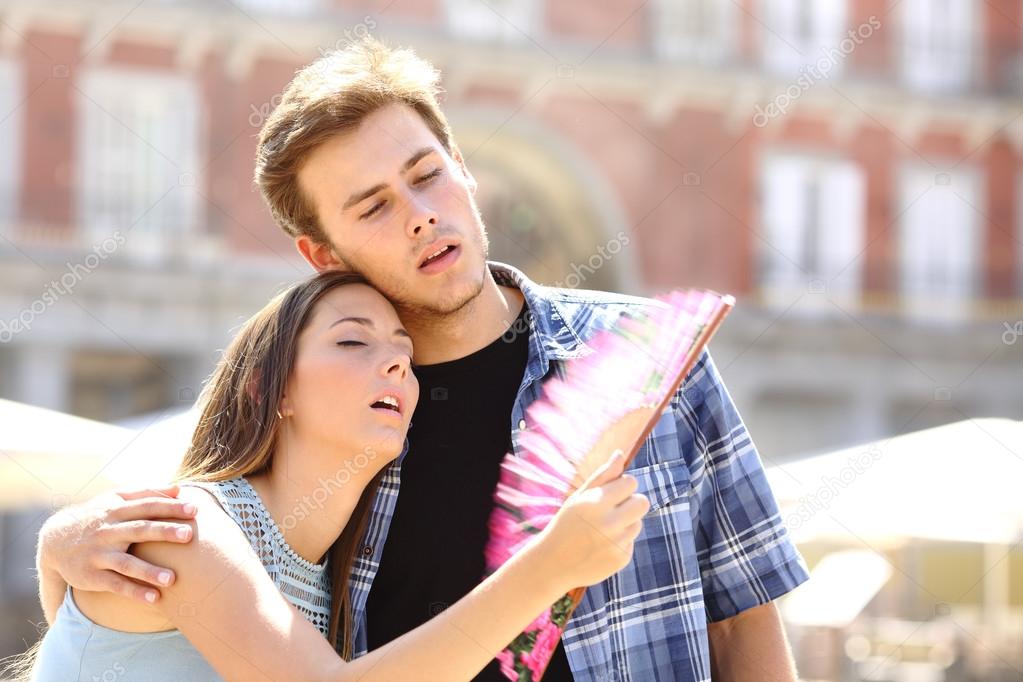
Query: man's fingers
117 485 181 502
100 571 161 604
108 498 197 523
98 520 193 545
101 551 176 588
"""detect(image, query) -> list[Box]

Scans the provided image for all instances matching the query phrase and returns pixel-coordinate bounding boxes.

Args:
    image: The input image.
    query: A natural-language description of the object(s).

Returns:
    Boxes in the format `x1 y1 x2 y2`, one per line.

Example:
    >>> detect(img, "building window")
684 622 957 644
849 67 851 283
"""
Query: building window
898 165 981 312
759 152 865 299
654 0 736 64
0 58 22 226
760 0 848 77
445 0 537 43
77 68 201 253
900 0 974 92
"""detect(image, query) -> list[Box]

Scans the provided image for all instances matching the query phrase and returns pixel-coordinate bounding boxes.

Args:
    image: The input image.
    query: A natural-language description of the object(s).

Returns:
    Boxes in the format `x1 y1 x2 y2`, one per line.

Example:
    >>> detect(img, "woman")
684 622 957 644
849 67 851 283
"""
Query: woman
26 271 649 680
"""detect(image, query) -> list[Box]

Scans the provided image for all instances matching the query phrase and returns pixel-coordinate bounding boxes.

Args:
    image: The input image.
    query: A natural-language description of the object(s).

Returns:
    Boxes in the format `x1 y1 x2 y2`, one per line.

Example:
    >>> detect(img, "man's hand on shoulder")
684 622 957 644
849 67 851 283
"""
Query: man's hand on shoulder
37 484 197 623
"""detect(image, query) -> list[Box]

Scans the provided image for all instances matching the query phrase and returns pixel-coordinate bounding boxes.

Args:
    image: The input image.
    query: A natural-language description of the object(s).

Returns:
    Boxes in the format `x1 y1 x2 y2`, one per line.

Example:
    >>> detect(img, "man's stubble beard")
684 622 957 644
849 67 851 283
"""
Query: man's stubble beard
331 216 491 326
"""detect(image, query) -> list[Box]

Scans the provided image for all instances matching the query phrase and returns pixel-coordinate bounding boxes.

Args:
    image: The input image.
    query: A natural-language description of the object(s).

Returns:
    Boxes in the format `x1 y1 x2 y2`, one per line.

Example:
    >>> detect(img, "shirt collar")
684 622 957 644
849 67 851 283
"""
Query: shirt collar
487 260 595 378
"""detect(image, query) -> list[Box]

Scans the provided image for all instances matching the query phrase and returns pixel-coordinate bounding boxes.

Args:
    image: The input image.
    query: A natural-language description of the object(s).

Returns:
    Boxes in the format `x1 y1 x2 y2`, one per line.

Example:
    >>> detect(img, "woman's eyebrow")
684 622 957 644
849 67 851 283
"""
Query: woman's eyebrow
328 316 373 330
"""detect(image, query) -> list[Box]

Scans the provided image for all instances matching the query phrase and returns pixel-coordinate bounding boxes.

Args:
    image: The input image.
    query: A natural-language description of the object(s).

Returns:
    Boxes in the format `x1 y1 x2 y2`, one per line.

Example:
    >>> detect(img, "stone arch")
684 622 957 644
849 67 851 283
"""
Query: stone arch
446 107 642 294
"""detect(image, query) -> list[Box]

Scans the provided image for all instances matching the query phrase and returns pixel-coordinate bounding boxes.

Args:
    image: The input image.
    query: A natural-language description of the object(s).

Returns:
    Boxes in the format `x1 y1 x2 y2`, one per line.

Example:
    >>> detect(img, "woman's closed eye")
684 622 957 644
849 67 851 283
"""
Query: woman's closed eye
336 340 367 347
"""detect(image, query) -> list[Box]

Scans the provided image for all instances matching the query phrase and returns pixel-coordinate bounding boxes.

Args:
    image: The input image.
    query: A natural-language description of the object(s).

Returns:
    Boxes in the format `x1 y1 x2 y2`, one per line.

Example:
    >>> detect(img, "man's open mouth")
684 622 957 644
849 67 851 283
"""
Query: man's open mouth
419 244 457 268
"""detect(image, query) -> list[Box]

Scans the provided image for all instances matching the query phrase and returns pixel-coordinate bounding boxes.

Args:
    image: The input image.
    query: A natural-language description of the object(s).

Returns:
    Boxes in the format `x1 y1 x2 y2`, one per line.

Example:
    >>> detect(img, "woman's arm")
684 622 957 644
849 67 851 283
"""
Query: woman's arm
136 456 645 681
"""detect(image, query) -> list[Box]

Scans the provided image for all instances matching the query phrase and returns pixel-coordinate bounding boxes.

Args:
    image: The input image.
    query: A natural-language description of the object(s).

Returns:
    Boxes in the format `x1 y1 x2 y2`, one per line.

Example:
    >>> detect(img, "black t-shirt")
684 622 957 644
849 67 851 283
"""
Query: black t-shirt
365 302 573 680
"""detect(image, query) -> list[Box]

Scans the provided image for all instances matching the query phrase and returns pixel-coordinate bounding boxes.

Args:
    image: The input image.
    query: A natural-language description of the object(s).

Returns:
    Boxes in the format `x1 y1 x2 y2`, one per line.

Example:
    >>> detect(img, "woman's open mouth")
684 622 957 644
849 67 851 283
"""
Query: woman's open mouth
370 394 402 418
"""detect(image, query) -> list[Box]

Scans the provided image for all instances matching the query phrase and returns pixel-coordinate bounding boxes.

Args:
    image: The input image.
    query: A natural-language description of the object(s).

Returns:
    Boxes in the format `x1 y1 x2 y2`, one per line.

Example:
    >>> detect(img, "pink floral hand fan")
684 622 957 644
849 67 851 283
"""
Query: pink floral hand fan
485 289 734 681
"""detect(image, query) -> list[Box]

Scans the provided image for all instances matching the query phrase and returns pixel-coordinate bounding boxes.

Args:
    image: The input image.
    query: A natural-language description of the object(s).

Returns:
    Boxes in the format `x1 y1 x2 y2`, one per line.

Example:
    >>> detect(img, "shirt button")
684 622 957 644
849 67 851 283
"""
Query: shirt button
363 546 373 556
518 419 527 430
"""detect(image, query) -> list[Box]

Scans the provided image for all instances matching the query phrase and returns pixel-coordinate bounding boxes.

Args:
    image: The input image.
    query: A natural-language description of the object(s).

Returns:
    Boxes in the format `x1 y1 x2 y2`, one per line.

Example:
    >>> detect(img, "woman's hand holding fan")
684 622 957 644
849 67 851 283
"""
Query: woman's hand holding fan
530 449 650 588
486 289 735 681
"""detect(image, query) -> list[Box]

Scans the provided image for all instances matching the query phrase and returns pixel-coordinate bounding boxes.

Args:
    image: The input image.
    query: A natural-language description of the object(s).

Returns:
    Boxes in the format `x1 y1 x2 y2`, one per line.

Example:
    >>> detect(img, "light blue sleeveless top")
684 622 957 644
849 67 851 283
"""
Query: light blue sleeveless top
32 477 333 681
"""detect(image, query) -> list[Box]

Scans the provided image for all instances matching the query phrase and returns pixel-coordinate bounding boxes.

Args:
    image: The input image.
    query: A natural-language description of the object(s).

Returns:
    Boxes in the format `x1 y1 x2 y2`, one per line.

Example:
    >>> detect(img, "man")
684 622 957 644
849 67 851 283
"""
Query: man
37 38 808 680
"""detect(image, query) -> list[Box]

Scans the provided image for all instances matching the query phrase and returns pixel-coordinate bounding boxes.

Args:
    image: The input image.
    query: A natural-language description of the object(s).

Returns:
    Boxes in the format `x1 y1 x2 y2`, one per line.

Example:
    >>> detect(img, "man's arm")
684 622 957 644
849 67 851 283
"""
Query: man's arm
708 602 798 681
36 545 68 626
674 351 809 674
36 484 196 625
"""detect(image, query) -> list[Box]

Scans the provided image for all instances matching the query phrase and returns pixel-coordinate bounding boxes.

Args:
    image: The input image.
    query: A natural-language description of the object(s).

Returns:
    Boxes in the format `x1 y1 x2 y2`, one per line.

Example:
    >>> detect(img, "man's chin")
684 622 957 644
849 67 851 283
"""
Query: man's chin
402 276 483 317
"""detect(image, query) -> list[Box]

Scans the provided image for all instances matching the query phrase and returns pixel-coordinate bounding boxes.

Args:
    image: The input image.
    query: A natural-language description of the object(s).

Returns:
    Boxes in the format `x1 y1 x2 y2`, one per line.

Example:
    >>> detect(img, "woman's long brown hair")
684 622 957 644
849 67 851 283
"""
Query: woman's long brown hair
1 271 387 679
176 269 387 659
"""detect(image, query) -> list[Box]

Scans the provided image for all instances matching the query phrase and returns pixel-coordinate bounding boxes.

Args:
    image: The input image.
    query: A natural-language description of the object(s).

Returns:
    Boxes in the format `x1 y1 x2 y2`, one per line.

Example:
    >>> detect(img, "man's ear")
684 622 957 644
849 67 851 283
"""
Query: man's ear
450 144 477 195
295 235 349 273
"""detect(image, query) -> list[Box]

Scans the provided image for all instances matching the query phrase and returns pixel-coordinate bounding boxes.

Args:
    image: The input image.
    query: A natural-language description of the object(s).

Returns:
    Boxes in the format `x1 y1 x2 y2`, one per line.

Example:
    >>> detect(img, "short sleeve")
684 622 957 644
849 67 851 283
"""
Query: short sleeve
677 349 810 622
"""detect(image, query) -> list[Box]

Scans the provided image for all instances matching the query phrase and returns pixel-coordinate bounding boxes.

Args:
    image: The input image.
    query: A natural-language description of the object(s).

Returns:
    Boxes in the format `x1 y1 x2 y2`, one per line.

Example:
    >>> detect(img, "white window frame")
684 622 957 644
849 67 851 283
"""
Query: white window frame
444 0 538 43
0 58 22 227
900 0 975 93
897 163 982 317
759 151 866 304
654 0 736 64
760 0 848 77
77 67 202 256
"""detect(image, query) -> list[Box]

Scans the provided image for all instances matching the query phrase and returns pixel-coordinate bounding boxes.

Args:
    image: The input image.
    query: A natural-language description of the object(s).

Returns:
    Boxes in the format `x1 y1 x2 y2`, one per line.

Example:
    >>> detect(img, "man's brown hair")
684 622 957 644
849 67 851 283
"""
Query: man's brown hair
255 37 455 243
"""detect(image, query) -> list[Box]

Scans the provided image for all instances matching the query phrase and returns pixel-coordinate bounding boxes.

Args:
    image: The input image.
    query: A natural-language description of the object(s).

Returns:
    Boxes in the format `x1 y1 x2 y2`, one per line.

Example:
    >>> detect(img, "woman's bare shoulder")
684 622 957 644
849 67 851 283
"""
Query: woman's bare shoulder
72 485 256 634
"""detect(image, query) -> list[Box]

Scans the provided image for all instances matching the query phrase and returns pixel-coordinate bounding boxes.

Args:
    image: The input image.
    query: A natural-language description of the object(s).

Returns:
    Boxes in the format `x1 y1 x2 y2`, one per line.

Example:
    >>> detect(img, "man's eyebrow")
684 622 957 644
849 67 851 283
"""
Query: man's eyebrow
341 146 438 211
329 316 414 341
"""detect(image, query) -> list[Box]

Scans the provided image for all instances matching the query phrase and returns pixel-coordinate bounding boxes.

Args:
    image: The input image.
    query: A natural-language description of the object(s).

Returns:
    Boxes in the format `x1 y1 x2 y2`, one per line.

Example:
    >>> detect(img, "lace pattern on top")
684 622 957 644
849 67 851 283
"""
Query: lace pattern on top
182 477 332 637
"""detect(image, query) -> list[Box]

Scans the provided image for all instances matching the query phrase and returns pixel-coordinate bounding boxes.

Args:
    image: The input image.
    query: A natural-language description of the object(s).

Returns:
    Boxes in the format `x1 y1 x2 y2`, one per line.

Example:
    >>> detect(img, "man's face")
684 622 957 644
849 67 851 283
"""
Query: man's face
297 103 490 319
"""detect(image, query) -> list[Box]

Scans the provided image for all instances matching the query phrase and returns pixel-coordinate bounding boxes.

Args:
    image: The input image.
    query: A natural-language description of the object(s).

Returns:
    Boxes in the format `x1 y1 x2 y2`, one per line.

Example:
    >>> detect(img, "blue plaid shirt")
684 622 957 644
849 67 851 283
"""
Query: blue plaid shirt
350 262 809 681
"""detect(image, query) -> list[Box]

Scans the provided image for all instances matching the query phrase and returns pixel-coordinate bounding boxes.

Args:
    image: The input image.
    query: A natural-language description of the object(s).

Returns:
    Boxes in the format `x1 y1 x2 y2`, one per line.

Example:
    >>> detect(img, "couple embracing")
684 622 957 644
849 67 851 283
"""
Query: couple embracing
24 37 807 682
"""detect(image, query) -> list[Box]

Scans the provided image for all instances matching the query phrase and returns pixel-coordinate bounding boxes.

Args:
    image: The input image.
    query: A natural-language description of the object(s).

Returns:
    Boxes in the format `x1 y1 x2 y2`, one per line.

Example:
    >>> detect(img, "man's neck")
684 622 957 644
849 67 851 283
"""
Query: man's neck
405 270 525 365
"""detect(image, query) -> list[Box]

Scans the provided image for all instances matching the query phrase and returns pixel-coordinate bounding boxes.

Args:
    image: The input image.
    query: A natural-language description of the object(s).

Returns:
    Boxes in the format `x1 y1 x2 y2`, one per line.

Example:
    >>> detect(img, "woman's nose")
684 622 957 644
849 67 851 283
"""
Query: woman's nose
384 352 410 379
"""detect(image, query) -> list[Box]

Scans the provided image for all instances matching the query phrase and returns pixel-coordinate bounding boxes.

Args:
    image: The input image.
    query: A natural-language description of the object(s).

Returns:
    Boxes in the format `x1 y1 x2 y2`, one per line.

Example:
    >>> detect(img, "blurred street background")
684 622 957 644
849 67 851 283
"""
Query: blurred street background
0 1 1021 679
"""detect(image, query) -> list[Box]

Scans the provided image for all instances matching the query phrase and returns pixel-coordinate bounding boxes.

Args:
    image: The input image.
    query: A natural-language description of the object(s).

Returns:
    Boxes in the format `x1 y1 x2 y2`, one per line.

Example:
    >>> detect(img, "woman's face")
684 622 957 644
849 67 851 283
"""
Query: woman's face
283 283 419 466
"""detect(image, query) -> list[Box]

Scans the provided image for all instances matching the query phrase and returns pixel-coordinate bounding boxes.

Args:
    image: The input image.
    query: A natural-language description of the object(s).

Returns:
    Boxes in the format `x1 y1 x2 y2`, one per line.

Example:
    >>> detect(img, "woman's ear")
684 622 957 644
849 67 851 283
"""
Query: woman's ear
278 396 295 418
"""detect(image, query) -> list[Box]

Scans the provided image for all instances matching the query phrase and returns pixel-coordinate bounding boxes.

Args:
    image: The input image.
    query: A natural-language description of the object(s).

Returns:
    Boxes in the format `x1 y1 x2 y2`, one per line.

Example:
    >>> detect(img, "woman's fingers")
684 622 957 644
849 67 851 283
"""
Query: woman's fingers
577 449 626 494
616 492 651 518
592 473 638 507
620 522 643 542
